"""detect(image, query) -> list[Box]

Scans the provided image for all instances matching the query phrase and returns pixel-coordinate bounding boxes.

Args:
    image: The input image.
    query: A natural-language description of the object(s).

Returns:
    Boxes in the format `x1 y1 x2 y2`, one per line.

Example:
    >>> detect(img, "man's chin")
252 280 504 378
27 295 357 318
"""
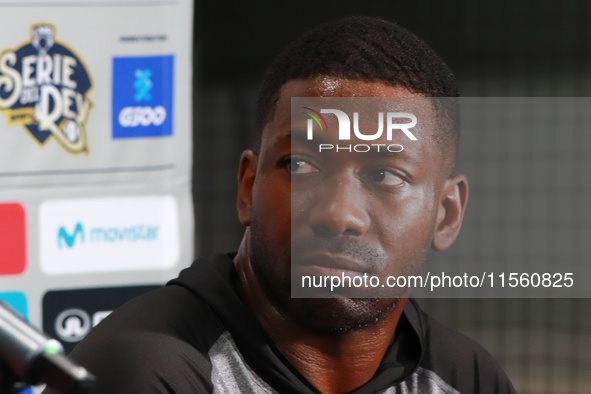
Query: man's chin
282 297 400 334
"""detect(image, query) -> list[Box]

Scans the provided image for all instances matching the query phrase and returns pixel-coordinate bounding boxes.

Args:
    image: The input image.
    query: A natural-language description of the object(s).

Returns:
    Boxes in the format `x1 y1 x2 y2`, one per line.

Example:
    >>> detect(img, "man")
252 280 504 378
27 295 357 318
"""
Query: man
47 17 516 393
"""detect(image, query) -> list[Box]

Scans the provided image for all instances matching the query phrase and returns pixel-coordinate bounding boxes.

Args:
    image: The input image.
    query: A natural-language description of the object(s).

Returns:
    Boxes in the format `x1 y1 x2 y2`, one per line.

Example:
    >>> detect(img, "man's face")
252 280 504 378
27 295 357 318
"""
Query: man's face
243 77 450 332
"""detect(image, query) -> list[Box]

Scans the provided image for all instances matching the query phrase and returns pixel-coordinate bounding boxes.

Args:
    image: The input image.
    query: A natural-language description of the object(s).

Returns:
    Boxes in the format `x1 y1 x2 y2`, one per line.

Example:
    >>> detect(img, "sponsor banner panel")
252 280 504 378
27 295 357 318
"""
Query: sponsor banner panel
0 5 193 390
0 183 192 340
0 1 192 187
39 195 180 275
42 285 160 353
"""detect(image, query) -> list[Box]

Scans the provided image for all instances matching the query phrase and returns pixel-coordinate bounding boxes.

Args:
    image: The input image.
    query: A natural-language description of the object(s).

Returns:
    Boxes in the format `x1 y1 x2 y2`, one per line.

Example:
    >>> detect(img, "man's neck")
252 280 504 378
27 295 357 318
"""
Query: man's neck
259 299 406 394
234 236 407 394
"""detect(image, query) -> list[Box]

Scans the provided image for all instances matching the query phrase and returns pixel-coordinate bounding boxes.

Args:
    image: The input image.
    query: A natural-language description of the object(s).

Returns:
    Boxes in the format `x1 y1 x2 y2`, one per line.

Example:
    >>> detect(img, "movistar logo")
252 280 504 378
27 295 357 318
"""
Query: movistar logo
57 221 160 249
58 222 84 249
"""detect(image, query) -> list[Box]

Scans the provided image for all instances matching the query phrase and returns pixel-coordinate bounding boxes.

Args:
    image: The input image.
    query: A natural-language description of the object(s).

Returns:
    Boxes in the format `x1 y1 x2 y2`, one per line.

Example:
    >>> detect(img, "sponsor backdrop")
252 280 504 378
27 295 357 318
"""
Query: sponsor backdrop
0 0 194 386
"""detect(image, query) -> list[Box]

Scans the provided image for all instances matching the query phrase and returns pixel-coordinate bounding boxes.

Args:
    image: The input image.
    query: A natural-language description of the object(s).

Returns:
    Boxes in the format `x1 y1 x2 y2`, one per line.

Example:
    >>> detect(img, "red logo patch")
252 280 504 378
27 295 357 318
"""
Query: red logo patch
0 203 27 275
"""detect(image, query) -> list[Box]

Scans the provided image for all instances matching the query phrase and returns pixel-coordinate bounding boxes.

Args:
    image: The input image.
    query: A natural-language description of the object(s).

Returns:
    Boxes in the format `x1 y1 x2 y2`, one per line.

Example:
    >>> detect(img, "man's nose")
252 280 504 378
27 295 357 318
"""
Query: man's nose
307 172 370 237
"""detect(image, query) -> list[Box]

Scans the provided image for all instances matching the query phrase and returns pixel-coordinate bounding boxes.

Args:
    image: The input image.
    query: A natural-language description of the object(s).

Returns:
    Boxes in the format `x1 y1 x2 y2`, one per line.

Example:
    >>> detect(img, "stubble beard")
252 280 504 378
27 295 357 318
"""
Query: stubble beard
248 216 409 334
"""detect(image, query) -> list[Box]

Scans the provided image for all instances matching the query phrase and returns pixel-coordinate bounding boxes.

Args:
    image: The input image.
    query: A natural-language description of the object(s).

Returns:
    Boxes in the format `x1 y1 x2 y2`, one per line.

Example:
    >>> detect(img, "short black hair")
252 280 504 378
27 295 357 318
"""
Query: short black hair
254 16 459 169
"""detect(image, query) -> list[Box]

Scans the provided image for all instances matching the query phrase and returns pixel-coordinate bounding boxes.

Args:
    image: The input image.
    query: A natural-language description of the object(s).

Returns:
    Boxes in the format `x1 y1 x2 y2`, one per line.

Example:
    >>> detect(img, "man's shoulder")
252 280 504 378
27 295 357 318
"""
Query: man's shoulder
63 285 223 393
408 299 517 394
85 285 224 346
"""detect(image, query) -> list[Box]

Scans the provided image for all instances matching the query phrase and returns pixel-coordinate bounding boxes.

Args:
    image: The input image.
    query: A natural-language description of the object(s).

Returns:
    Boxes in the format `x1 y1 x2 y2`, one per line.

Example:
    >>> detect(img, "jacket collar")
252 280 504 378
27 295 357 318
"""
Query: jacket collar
170 253 424 393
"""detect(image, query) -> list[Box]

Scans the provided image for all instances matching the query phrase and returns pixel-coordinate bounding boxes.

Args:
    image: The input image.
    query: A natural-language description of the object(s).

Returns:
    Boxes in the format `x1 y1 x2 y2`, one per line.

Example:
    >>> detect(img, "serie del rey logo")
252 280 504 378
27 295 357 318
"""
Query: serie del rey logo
0 24 93 153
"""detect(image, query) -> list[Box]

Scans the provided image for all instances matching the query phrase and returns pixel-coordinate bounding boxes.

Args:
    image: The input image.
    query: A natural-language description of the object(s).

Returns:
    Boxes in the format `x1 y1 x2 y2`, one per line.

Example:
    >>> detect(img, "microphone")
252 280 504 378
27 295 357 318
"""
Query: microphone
0 301 95 393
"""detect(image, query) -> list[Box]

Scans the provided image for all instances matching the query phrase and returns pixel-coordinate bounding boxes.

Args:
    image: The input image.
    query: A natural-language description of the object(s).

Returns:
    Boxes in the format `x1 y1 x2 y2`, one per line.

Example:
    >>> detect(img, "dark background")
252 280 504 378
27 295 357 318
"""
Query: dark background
196 0 590 92
191 2 591 393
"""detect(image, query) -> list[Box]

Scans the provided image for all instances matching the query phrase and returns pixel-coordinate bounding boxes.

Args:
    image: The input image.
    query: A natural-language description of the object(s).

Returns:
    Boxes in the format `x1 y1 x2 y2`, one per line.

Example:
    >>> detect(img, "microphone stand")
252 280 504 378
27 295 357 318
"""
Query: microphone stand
0 302 95 394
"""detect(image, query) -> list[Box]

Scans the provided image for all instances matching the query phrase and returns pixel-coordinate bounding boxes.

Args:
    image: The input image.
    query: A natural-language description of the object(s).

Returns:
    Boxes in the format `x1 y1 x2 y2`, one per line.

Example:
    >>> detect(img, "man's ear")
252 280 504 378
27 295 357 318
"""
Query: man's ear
237 150 259 227
432 174 469 251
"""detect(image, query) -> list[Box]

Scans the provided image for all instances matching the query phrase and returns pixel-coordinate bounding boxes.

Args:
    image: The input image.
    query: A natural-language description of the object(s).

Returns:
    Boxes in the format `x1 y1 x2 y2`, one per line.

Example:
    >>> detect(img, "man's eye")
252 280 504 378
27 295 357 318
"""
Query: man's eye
368 169 404 186
288 159 318 175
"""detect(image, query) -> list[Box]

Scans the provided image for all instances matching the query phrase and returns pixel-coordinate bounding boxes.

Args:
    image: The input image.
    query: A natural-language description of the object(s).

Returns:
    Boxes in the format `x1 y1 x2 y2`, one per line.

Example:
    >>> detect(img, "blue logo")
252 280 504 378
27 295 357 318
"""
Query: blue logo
0 292 28 321
134 69 153 102
58 222 85 249
0 293 32 394
112 55 174 138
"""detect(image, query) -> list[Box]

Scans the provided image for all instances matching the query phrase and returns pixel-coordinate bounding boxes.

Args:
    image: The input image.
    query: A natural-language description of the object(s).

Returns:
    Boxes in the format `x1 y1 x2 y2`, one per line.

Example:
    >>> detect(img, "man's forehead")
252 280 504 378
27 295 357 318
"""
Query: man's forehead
281 77 427 99
261 77 435 148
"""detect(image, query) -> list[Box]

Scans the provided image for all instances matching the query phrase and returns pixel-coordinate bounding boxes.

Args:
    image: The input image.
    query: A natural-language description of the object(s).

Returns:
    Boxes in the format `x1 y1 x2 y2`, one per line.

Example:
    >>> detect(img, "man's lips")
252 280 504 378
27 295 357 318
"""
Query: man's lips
295 252 371 274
